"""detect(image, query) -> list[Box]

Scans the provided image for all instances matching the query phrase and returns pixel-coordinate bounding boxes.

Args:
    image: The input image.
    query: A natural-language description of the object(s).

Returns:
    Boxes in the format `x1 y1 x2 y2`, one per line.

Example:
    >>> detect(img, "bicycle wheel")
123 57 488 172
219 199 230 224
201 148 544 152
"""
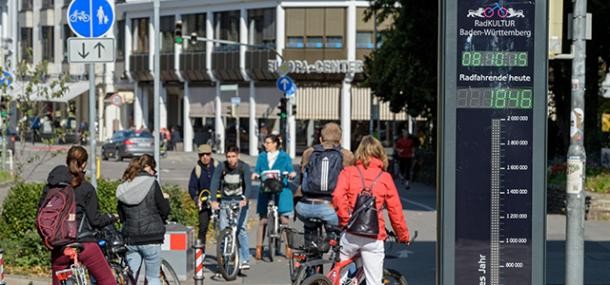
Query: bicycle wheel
267 213 277 262
293 263 321 285
381 268 408 285
216 228 240 281
110 263 136 285
160 259 181 285
301 273 332 285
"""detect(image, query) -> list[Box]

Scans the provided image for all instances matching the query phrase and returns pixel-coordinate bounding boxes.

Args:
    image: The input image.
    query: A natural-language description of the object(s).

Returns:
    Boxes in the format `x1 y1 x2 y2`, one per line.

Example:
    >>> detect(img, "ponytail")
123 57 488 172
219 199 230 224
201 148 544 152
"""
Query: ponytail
66 146 88 188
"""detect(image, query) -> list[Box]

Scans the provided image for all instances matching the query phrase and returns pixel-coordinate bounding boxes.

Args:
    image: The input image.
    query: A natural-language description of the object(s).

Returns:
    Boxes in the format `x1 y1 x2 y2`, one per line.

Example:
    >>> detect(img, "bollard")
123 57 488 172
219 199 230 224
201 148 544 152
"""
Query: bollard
96 156 101 179
193 239 204 285
0 248 5 285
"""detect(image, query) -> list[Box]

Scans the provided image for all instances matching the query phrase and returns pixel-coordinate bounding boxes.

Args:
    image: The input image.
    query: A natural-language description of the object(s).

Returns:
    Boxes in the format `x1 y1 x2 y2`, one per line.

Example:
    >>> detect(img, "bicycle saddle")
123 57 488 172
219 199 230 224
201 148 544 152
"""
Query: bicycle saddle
62 242 84 253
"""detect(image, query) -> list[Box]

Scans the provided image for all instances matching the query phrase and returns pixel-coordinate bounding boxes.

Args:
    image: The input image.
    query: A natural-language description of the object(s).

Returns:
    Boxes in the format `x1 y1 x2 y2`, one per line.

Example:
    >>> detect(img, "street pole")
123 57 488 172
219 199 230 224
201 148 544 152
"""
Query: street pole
565 0 587 284
88 64 97 188
287 96 295 158
153 0 161 178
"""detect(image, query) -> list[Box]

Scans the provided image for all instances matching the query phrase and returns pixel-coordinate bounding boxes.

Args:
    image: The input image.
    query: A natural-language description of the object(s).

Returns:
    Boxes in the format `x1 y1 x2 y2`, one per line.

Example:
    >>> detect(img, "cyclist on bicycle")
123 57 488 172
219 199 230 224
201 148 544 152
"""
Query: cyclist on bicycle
296 123 353 228
188 144 219 247
332 136 411 285
44 146 118 285
116 155 170 285
253 134 297 260
209 145 253 270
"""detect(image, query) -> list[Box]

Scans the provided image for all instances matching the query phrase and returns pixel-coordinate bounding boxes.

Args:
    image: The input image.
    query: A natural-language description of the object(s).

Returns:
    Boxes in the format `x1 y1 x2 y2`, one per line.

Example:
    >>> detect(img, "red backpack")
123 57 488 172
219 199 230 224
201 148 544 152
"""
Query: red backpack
36 185 78 250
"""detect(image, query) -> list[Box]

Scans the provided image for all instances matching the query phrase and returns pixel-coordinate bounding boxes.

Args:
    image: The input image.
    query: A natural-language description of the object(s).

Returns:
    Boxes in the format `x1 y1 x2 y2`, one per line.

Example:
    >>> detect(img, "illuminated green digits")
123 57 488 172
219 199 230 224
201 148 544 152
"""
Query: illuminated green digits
508 89 519 108
494 89 507 108
472 52 481 66
520 89 533 108
494 52 505 67
517 52 527 67
462 52 471 66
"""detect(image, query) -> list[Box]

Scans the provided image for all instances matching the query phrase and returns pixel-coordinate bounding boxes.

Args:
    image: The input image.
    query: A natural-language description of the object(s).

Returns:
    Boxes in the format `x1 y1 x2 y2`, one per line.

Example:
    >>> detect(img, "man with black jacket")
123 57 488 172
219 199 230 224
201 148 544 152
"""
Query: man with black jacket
188 144 219 247
210 145 252 270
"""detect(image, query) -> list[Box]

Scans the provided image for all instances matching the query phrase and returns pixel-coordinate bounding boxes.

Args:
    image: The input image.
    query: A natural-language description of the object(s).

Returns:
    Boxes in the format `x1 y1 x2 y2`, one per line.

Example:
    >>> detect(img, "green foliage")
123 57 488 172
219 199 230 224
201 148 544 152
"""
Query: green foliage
0 180 198 274
586 173 610 194
364 0 437 119
164 184 199 228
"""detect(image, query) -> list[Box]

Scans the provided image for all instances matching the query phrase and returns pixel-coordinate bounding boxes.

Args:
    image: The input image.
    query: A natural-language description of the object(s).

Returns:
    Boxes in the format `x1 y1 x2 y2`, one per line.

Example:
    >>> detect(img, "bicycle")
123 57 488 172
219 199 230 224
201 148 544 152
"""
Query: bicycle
297 230 418 285
285 217 341 284
259 170 291 262
96 224 136 285
215 201 244 281
69 10 90 22
54 243 89 285
483 3 508 18
104 224 181 285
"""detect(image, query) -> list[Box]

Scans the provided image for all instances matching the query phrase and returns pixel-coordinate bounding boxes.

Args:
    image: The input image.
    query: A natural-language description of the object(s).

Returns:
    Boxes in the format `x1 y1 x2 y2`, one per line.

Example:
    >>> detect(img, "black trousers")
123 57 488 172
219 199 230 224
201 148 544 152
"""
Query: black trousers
399 157 414 181
198 208 212 247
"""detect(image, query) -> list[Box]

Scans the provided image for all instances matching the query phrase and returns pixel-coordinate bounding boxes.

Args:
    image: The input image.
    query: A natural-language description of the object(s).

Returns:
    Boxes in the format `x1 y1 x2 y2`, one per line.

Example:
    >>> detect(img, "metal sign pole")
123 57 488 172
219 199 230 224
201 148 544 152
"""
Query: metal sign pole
153 0 161 178
89 64 97 187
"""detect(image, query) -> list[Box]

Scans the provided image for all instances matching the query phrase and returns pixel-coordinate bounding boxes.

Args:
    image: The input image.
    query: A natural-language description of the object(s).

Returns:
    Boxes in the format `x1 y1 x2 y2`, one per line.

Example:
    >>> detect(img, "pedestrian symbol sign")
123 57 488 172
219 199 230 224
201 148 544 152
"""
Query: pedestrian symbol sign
67 0 114 38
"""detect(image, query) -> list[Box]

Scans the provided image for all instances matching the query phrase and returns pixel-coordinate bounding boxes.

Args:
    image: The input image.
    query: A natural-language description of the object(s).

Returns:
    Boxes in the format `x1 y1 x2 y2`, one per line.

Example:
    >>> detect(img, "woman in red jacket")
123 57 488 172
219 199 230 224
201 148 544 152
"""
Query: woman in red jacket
332 136 410 285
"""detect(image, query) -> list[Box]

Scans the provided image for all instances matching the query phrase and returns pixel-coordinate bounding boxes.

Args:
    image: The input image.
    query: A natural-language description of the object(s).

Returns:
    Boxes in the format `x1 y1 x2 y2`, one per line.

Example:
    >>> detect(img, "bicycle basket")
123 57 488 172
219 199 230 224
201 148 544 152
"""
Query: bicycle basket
261 178 283 193
285 228 329 253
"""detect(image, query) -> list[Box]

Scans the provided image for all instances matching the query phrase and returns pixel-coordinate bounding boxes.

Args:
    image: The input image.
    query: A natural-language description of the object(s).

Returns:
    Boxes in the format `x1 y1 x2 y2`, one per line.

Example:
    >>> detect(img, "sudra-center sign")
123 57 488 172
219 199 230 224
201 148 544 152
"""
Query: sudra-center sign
268 60 363 74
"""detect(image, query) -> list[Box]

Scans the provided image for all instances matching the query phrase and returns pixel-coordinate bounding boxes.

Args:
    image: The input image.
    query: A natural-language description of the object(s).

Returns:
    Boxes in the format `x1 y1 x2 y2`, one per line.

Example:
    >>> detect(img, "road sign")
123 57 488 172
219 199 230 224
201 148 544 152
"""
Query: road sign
277 62 291 77
277 76 295 93
231 97 241 105
68 38 115 63
67 0 114 38
0 70 13 87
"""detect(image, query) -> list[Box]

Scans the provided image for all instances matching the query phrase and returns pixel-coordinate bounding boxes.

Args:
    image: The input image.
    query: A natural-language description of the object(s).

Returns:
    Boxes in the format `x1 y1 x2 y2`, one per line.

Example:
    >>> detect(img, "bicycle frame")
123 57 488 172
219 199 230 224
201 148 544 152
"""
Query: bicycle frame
266 195 280 238
324 253 364 285
220 203 241 256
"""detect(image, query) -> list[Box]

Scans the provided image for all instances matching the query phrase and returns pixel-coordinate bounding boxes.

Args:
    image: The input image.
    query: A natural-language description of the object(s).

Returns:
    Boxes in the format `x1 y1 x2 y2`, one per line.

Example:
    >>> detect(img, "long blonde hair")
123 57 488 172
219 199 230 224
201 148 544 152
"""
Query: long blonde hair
353 136 388 170
122 154 156 181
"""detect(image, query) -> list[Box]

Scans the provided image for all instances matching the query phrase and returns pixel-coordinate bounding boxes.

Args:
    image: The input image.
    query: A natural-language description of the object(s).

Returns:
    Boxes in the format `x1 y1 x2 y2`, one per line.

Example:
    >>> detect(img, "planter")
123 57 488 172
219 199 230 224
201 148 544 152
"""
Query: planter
586 191 610 220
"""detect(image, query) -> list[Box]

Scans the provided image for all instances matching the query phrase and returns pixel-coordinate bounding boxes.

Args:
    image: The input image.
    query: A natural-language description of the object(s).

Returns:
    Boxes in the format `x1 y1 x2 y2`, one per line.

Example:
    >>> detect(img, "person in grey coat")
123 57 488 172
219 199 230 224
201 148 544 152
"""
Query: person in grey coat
116 154 170 285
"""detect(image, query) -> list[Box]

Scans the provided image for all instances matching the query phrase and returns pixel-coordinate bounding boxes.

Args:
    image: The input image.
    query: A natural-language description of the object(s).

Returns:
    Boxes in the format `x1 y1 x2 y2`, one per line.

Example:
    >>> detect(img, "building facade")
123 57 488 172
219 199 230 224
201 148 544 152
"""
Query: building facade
3 0 411 153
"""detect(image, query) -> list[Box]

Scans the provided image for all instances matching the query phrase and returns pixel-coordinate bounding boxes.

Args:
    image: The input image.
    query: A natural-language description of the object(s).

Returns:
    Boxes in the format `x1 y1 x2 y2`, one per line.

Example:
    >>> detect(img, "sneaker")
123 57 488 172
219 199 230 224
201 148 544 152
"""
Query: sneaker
240 262 251 270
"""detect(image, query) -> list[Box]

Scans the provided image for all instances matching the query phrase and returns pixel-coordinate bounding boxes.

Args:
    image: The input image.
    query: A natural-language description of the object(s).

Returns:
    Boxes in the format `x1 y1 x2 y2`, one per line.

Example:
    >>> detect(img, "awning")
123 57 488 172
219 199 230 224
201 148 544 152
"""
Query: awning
8 81 89 103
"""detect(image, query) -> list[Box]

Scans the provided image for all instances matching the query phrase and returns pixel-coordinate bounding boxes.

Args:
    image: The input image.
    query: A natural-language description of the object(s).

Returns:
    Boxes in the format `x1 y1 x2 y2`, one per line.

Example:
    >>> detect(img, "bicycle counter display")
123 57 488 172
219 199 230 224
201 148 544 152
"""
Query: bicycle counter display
440 1 547 285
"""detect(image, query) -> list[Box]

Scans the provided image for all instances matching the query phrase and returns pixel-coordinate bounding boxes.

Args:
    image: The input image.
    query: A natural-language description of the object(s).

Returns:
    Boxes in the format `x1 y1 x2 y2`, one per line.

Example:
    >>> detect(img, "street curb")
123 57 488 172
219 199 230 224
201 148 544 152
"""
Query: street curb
4 274 50 285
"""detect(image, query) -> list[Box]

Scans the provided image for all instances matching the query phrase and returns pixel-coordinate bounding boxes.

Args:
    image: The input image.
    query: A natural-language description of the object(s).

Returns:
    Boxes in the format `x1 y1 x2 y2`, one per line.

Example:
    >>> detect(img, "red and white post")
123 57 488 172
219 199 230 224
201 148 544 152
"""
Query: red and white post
193 239 204 284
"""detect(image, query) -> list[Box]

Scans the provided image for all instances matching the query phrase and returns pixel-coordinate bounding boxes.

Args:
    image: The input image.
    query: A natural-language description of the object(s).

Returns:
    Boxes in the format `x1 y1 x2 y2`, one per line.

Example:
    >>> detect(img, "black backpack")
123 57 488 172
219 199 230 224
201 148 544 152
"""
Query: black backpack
302 144 344 196
346 168 383 238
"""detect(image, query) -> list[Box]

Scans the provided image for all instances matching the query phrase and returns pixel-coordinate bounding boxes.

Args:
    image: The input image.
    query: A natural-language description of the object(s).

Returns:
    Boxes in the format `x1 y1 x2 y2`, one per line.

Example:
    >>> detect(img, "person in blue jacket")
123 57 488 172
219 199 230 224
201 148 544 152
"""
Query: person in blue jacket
252 134 296 260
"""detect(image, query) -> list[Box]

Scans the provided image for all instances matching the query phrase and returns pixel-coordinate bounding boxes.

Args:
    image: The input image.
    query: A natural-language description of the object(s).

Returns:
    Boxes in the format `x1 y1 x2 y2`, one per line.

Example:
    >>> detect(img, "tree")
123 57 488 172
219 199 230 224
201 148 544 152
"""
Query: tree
364 0 438 119
0 56 68 179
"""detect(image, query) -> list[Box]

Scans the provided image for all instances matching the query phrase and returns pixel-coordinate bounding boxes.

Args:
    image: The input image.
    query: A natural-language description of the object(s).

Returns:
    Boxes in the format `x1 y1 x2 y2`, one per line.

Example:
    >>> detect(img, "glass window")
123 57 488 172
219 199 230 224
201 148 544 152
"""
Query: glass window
63 24 75 61
132 18 149 53
248 8 276 48
41 26 54 61
286 36 304 48
116 20 125 59
326 36 343 49
20 28 33 63
160 16 175 52
306 36 323 49
183 13 206 51
214 11 240 51
21 0 32 11
41 0 53 9
356 32 374 49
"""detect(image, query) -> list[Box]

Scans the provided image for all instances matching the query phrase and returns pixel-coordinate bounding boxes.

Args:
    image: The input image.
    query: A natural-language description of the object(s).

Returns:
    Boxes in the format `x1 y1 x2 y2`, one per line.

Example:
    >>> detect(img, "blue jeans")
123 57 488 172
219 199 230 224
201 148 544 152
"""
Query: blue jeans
219 201 250 263
295 201 338 226
126 244 162 285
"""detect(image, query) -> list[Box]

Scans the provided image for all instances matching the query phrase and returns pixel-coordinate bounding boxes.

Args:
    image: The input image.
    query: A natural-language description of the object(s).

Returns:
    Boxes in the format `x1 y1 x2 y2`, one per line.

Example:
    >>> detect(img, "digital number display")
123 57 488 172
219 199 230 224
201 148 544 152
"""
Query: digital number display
456 88 533 109
462 51 528 67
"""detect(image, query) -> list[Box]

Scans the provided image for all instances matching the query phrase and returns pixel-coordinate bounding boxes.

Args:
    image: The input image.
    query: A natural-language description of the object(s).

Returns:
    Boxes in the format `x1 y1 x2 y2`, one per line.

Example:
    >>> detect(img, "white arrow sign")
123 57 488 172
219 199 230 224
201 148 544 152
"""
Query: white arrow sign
68 37 115 63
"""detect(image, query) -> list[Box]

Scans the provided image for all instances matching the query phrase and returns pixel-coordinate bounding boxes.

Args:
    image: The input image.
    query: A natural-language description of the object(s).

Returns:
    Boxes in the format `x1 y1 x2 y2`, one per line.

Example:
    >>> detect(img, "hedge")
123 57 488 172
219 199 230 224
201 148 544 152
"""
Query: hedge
0 179 198 275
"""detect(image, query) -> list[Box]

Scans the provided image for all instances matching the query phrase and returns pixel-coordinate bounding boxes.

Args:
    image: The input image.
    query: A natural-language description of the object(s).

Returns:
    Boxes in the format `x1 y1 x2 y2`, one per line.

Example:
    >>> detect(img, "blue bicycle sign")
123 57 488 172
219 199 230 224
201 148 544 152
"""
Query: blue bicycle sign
67 0 114 38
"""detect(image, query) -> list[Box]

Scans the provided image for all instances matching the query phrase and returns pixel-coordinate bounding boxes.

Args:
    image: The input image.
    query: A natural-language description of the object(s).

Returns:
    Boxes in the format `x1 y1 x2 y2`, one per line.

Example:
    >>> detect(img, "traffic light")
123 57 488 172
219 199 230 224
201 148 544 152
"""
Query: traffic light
175 21 183 44
227 105 237 117
278 97 287 119
190 32 198 46
292 104 297 116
